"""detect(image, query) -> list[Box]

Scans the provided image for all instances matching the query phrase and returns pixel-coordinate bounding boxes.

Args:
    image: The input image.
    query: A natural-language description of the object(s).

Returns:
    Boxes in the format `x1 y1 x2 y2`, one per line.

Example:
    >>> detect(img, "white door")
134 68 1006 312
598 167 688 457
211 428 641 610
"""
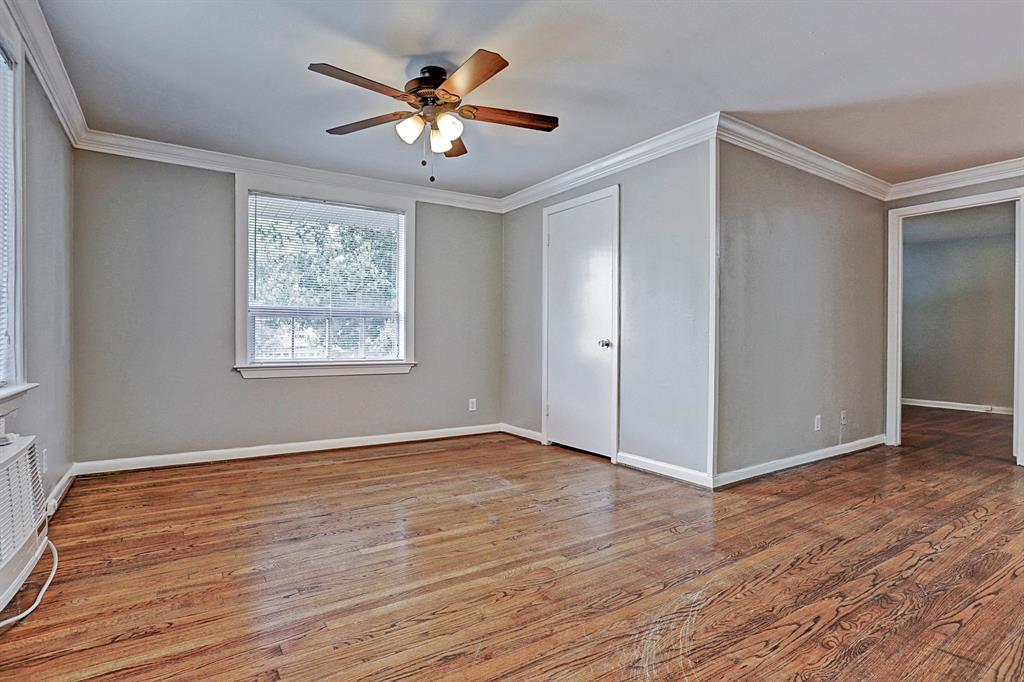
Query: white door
543 186 619 459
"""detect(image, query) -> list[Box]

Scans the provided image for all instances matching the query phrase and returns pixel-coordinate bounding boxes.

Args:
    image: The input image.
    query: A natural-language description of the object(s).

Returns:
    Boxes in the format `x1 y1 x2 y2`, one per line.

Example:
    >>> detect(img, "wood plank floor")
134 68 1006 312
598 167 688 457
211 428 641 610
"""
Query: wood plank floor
1 410 1021 680
903 404 1014 462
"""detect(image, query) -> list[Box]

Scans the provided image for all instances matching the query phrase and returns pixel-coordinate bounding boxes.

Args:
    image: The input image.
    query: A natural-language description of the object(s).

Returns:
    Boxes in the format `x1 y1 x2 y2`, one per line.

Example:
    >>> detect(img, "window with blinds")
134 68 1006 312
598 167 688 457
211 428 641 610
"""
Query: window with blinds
0 49 15 387
246 192 406 364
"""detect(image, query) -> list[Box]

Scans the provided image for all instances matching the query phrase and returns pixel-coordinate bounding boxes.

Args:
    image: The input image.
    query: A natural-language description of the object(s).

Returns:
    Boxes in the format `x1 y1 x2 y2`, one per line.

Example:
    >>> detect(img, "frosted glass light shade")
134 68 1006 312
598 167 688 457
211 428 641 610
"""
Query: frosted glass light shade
435 112 464 141
395 114 425 144
429 127 452 153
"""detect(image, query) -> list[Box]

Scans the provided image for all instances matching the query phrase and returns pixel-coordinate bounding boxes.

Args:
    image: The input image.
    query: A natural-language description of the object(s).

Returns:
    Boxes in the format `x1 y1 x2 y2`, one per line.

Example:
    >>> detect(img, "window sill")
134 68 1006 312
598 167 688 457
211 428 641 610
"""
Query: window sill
0 382 39 415
234 362 416 379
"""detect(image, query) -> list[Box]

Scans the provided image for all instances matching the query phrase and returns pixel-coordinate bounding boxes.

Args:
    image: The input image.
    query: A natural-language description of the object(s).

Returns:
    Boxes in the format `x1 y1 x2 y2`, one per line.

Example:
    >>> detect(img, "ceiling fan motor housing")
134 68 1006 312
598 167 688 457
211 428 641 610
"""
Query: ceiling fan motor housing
403 66 456 108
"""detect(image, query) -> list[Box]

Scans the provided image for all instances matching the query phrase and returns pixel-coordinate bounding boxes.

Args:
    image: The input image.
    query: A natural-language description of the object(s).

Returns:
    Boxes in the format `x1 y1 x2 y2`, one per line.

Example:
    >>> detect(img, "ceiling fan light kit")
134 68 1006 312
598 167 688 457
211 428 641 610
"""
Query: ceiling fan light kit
395 113 425 144
429 127 452 153
309 49 558 182
434 112 464 142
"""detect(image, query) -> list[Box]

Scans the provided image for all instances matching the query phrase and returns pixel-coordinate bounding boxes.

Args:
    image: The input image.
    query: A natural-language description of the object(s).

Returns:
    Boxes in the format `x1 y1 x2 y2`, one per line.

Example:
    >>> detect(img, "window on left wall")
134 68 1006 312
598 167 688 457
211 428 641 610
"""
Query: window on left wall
0 4 37 409
0 45 18 390
0 49 15 387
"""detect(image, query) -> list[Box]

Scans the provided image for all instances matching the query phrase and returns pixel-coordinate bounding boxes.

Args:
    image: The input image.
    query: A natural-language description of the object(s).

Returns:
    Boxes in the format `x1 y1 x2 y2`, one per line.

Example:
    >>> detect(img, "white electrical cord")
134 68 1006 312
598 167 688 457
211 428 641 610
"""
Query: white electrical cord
0 539 58 629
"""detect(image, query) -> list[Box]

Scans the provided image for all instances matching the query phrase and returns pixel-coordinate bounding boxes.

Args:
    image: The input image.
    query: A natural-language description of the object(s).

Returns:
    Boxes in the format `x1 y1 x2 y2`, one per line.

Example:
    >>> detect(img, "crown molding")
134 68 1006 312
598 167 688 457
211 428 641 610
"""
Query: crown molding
77 128 504 212
499 113 720 212
4 0 86 144
500 111 911 211
68 118 1024 214
886 156 1024 201
716 114 892 200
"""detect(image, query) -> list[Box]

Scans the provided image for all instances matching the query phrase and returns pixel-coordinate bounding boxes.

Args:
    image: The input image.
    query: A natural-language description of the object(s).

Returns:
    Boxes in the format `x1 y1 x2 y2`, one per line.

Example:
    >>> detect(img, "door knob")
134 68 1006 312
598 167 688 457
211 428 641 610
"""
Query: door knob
598 339 612 348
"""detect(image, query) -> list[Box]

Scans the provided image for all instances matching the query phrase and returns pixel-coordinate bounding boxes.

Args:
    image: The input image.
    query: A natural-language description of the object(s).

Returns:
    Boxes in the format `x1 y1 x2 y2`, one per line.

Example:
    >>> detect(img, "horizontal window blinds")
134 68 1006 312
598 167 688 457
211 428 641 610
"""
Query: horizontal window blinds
0 51 15 386
247 192 405 363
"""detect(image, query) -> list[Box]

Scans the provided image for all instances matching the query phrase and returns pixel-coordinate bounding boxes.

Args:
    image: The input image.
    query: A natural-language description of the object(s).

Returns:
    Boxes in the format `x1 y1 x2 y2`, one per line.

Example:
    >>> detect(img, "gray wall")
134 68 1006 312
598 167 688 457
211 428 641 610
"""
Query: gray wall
53 126 1023 473
11 67 74 496
717 142 886 473
501 142 711 472
903 206 1015 407
72 151 502 461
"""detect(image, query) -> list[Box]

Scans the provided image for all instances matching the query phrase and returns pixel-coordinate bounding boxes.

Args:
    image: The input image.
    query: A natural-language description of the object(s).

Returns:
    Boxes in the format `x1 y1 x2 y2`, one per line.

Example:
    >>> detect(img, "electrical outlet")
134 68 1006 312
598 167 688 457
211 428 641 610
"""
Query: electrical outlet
840 410 848 426
814 415 822 432
468 398 477 412
41 448 48 474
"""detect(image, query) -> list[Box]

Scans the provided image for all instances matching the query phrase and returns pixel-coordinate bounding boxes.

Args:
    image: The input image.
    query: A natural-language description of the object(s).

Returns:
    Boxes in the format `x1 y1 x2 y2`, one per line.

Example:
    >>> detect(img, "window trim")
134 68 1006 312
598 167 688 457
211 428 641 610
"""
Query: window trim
0 4 26 395
233 173 416 378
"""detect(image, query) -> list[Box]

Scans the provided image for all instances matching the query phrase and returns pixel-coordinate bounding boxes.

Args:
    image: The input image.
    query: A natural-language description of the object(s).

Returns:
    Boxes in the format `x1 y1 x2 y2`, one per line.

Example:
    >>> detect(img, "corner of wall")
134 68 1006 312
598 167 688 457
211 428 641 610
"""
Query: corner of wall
707 135 720 479
713 139 887 478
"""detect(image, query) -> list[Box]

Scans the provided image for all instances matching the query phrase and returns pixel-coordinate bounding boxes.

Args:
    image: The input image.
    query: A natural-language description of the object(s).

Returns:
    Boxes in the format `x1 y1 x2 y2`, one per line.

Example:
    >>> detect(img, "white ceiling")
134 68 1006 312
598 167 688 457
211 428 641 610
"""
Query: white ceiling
39 0 1024 198
904 202 1016 243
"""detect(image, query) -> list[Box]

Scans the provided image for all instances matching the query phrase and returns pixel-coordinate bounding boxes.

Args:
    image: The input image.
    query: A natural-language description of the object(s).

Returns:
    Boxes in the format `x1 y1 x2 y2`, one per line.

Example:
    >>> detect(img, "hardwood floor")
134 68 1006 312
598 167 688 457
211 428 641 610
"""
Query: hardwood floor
1 421 1022 680
903 404 1014 462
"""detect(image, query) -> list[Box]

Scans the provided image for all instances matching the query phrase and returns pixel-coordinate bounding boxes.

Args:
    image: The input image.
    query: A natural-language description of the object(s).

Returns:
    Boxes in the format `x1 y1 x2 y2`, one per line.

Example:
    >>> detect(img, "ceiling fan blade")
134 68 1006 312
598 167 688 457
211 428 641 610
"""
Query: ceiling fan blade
435 50 509 102
457 105 558 131
309 63 418 103
444 137 468 158
327 112 411 135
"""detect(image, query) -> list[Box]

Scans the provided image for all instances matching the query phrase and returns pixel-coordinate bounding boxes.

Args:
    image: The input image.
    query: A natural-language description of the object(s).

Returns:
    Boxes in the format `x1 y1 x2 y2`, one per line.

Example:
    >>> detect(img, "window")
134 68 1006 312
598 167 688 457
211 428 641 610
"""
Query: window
0 46 17 389
236 187 415 378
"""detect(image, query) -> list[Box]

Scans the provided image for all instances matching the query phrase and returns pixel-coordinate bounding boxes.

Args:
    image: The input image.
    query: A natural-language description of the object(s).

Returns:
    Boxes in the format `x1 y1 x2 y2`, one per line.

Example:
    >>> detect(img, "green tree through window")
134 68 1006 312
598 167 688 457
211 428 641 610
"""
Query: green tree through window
247 193 405 362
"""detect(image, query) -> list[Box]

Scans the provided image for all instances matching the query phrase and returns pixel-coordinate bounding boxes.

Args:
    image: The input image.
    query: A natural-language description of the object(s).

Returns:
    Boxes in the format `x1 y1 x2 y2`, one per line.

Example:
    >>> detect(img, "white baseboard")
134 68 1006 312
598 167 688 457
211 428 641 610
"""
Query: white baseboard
71 423 504 475
712 434 886 487
902 398 1013 416
45 467 76 517
59 424 887 492
498 423 544 442
617 451 713 489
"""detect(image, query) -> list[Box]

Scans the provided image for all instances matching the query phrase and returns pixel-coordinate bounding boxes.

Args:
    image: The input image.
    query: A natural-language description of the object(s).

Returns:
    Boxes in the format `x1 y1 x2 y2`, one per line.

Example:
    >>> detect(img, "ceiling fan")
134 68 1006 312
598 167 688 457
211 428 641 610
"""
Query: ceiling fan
308 49 558 179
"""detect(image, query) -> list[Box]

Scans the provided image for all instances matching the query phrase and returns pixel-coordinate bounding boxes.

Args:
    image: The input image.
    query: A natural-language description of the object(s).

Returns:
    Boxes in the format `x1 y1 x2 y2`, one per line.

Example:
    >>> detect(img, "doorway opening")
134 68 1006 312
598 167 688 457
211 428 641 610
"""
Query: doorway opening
886 189 1023 466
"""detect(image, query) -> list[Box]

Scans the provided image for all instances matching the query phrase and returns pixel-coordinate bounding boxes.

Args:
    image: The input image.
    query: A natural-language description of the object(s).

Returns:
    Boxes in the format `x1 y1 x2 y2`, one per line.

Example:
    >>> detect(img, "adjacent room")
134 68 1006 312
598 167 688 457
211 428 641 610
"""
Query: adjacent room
0 0 1022 679
901 203 1016 462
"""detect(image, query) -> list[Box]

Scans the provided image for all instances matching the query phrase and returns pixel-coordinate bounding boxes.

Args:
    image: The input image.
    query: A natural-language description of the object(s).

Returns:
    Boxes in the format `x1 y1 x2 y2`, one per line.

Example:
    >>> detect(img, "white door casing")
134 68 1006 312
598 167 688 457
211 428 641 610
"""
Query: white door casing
542 186 620 459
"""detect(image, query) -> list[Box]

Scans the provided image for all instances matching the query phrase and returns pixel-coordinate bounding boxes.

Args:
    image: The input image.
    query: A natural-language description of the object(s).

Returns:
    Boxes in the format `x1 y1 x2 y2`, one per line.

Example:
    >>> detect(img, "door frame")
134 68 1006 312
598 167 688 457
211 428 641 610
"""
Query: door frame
885 187 1024 466
541 185 621 462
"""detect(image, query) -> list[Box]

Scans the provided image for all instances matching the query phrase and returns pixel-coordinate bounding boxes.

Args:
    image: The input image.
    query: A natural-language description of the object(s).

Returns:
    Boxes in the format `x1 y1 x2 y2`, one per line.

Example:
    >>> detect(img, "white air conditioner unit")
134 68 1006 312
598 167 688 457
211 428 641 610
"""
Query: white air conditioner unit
0 435 58 627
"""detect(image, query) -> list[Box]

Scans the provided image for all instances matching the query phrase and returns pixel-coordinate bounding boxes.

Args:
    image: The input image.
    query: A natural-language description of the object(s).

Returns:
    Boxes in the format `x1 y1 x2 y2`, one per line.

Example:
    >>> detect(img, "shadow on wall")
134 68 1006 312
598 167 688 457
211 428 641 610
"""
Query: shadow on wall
733 77 1024 182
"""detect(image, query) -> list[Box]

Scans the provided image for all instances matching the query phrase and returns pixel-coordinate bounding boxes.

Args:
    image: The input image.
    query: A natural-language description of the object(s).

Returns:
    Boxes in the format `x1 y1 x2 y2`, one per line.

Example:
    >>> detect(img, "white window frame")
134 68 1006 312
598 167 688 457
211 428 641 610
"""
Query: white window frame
233 172 416 378
0 4 35 409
